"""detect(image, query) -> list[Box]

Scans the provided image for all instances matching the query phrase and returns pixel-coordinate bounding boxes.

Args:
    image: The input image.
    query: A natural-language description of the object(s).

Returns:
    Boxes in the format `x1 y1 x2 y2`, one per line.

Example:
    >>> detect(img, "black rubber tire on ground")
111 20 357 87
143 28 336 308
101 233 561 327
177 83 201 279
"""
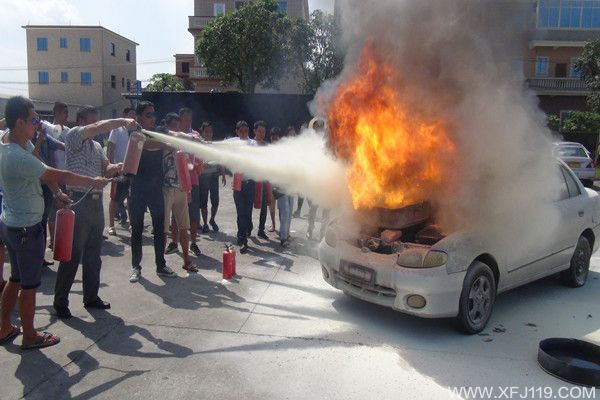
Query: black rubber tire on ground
454 261 497 334
582 179 594 188
560 236 591 288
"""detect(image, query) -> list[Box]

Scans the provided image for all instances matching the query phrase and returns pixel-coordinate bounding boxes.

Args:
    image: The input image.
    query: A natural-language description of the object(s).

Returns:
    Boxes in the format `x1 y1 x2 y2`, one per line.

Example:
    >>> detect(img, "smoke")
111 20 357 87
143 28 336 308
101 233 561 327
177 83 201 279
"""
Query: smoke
311 0 564 258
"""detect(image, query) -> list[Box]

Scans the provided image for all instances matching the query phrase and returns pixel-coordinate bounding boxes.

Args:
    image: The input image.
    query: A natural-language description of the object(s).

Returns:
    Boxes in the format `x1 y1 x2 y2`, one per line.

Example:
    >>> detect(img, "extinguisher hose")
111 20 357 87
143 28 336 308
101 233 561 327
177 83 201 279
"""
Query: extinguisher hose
66 178 114 208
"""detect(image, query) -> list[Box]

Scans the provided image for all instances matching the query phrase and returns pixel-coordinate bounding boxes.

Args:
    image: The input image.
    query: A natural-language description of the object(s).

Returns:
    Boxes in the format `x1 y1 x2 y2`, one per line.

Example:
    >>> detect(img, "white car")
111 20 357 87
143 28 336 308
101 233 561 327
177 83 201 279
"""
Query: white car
319 160 600 334
553 142 596 187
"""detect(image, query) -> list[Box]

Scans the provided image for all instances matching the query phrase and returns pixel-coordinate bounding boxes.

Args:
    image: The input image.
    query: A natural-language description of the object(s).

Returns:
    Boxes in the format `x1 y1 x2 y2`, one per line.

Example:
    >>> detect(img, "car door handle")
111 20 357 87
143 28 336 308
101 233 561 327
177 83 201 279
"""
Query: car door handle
578 210 584 217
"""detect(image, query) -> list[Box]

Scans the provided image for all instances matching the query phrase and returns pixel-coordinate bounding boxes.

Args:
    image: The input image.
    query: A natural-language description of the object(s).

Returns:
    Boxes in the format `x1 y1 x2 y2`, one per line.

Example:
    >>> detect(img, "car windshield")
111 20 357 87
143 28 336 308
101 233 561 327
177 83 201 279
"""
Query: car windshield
555 146 588 158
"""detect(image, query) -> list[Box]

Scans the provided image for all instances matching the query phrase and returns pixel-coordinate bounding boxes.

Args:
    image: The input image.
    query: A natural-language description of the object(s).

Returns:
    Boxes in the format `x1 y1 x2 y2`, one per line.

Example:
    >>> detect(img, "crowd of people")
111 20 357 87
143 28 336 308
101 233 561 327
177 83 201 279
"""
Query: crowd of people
0 95 326 350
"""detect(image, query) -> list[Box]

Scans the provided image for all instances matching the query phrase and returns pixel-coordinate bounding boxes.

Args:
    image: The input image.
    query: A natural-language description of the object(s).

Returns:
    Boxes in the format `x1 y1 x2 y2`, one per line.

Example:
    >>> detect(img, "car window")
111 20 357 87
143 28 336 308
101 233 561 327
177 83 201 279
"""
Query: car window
556 166 570 201
561 165 582 198
555 146 588 158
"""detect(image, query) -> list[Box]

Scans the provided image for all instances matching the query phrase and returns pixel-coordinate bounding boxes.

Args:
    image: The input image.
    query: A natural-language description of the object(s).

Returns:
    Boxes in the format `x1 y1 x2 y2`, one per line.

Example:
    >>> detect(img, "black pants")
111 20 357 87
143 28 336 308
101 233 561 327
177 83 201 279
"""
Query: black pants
54 193 104 309
258 182 268 233
41 184 53 245
233 180 255 243
130 183 166 271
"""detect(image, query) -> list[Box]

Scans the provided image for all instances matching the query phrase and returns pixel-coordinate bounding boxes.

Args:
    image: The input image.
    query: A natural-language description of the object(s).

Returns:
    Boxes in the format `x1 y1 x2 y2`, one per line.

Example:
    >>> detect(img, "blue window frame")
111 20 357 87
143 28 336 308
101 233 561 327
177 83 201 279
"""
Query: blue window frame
80 37 91 52
38 71 49 84
570 57 582 78
81 72 92 86
60 37 68 48
539 0 600 28
37 37 48 51
60 71 68 82
536 57 550 76
277 1 288 13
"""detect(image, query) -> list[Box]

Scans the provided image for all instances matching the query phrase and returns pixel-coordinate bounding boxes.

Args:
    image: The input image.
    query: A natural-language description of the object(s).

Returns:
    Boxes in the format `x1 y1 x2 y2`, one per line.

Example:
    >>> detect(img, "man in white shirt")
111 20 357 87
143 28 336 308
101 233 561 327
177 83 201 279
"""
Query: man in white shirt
106 107 136 235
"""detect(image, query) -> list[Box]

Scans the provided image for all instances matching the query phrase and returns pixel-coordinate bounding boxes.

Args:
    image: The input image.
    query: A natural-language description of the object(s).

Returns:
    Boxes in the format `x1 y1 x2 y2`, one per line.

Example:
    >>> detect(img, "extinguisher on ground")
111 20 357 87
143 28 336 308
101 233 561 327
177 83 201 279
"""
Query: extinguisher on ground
222 245 236 280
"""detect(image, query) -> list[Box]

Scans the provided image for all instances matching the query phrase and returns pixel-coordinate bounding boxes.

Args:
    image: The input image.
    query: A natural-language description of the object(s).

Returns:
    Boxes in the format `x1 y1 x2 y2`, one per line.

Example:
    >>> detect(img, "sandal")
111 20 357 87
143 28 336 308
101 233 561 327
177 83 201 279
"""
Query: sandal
183 263 199 273
0 325 21 345
21 331 60 350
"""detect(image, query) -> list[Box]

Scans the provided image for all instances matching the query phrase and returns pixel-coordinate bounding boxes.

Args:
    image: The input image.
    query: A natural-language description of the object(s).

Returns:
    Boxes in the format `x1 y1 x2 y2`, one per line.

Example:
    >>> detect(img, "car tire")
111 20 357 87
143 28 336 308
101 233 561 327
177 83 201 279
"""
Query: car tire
560 236 591 288
454 261 496 334
582 179 594 188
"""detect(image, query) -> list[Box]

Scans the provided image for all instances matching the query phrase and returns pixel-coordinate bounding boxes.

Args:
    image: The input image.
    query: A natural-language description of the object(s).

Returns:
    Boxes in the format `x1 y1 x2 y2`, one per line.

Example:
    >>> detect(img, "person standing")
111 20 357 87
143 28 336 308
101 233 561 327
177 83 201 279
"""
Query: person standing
253 121 271 240
198 121 226 234
106 107 136 235
53 106 135 319
270 129 294 247
129 101 177 283
0 96 108 348
227 121 256 254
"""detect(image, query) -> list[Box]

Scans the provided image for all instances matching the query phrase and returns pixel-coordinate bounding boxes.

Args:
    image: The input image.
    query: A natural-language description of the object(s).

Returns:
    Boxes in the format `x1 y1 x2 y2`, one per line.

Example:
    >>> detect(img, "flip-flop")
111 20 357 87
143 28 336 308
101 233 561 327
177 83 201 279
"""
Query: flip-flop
0 326 21 345
183 263 199 273
21 332 60 350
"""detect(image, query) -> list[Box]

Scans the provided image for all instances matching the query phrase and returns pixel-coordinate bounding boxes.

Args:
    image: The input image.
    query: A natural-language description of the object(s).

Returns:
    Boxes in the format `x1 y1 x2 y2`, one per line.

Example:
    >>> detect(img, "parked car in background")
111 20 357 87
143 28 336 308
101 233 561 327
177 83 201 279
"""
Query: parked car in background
553 142 595 187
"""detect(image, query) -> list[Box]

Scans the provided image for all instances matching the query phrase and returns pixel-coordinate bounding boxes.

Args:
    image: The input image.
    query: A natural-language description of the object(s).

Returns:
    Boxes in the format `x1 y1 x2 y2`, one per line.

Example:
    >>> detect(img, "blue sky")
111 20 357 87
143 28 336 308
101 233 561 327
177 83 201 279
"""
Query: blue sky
0 0 334 97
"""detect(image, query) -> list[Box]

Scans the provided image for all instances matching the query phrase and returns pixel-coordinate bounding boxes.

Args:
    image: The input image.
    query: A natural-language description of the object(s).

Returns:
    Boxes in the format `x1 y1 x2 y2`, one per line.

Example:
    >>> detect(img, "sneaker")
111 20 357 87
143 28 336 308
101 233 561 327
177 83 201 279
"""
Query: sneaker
107 227 117 236
157 266 177 278
190 242 202 257
209 219 219 232
202 224 210 233
129 268 141 283
165 242 178 255
119 219 129 228
292 210 301 218
258 230 268 240
240 242 249 254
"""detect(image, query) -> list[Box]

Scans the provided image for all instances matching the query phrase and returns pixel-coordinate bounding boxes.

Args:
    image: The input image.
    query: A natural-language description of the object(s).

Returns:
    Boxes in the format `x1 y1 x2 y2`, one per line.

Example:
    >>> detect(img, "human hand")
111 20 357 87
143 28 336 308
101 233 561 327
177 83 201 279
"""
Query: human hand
90 177 110 190
123 118 139 131
54 191 72 207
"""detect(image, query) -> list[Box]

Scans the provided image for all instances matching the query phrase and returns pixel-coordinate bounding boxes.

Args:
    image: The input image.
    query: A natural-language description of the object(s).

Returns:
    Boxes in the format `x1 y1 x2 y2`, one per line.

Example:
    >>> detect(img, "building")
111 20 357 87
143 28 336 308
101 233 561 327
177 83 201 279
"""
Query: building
23 25 138 119
175 0 309 93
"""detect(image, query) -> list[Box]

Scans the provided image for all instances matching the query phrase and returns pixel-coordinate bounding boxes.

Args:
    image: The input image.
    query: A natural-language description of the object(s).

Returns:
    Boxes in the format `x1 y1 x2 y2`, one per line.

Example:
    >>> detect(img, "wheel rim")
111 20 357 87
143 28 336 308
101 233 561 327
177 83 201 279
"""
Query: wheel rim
467 276 492 325
574 247 589 283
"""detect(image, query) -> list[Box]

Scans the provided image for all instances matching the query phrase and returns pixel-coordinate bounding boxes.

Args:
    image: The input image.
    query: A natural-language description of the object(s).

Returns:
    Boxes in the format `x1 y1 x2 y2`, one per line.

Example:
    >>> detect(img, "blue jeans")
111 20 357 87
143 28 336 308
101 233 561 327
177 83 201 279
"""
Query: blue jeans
233 180 255 243
277 195 294 242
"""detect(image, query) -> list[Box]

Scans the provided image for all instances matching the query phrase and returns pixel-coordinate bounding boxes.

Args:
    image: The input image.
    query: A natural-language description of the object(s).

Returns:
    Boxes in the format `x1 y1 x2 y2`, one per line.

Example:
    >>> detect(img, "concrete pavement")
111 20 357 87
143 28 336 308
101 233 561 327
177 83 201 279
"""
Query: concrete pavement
0 186 599 399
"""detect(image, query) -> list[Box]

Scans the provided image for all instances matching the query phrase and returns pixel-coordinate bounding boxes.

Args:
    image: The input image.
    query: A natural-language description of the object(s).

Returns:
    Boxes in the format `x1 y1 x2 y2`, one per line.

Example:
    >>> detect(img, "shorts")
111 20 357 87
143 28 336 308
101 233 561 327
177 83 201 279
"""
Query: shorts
163 187 190 232
198 174 220 209
188 184 200 223
0 221 44 289
112 180 130 204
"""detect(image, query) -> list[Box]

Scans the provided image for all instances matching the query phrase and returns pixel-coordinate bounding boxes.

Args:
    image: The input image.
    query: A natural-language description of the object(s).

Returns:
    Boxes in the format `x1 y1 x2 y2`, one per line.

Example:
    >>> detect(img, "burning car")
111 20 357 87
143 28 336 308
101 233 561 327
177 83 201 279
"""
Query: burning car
319 161 600 333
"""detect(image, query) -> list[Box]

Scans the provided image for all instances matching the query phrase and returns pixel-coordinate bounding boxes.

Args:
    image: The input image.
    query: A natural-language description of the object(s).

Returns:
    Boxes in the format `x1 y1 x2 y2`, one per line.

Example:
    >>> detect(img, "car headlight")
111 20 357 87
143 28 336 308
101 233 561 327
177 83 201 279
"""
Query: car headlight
325 228 338 248
397 249 448 269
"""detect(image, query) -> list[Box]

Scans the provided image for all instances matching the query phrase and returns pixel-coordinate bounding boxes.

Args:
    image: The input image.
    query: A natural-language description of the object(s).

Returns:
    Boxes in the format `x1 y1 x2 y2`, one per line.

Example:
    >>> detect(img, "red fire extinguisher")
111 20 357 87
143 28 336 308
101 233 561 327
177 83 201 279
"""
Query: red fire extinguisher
175 151 192 193
254 181 263 209
222 245 236 280
53 207 75 262
122 131 146 176
232 173 243 192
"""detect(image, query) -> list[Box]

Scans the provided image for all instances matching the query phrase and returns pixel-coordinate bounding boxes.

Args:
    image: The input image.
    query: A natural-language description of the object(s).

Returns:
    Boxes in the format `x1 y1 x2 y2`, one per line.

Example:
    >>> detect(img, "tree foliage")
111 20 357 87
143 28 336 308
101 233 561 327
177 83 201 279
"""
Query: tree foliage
575 39 600 113
561 111 600 134
196 0 291 94
144 73 188 92
290 10 344 95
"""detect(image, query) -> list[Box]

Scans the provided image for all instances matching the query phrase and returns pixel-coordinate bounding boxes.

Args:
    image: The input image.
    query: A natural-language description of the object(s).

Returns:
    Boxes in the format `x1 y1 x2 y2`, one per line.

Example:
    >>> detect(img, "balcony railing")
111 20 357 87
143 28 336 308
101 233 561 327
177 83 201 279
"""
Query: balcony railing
191 66 211 79
189 16 214 30
526 78 591 93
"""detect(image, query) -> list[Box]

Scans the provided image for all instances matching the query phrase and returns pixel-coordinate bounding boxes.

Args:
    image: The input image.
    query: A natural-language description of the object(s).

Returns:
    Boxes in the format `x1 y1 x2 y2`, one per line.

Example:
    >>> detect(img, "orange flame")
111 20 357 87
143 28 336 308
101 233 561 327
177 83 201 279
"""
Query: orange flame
328 43 456 210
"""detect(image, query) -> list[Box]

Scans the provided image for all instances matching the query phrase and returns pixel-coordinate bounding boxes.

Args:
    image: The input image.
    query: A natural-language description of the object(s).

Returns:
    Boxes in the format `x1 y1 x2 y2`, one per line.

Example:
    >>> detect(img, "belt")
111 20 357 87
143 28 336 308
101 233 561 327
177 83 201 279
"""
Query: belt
5 223 41 232
68 191 102 201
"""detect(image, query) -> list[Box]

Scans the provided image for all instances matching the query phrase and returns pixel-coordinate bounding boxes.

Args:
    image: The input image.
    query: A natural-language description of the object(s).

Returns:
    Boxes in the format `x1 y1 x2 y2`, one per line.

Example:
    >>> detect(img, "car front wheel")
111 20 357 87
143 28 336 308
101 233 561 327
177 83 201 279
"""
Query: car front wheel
455 261 496 334
560 236 591 288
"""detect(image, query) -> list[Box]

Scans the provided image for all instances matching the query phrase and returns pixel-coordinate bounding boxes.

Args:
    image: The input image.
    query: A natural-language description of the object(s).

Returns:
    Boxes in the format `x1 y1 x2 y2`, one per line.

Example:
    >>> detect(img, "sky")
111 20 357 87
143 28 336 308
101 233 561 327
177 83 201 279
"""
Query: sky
0 0 334 97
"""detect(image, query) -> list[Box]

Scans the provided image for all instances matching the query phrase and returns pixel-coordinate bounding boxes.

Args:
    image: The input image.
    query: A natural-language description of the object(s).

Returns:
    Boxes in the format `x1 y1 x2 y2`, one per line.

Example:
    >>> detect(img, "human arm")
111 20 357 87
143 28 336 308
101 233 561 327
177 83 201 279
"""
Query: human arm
80 118 138 141
40 168 110 190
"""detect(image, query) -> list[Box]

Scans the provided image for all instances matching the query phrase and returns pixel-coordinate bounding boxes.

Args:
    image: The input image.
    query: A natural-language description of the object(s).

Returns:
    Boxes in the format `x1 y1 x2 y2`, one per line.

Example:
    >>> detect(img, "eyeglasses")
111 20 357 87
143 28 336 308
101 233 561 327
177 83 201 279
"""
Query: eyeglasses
30 118 41 126
144 112 156 118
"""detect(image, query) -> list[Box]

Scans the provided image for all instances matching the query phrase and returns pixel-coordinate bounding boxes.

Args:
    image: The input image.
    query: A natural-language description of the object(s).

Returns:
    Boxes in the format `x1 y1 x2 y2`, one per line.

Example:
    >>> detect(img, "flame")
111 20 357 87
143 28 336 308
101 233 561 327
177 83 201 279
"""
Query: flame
328 43 457 210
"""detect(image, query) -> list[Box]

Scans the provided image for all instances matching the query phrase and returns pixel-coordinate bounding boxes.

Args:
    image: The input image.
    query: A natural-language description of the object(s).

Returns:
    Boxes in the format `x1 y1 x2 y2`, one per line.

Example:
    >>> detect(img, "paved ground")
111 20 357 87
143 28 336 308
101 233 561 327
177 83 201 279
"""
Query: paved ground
0 186 599 400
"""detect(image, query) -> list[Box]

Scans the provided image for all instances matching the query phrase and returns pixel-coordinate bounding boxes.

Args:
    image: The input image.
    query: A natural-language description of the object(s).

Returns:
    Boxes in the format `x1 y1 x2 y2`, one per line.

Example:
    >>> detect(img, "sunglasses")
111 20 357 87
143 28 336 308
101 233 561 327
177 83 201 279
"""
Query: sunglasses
31 118 41 126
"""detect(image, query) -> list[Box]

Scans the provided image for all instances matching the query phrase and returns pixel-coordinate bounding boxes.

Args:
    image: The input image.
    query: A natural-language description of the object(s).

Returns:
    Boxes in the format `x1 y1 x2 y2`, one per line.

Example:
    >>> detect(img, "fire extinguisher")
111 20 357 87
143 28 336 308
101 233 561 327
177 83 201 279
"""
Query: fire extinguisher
254 181 263 209
176 151 192 193
232 173 243 192
222 245 236 280
53 187 95 263
122 131 146 176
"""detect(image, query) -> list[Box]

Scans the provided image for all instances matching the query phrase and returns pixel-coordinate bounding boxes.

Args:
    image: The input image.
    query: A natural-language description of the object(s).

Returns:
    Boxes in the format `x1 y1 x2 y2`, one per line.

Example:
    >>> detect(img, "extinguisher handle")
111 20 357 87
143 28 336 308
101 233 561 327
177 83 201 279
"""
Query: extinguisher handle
66 186 96 209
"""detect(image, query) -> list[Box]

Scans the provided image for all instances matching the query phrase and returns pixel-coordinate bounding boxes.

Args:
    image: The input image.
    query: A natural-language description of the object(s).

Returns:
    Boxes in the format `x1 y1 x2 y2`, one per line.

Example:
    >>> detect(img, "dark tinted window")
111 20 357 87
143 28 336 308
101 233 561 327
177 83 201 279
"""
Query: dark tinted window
561 166 582 198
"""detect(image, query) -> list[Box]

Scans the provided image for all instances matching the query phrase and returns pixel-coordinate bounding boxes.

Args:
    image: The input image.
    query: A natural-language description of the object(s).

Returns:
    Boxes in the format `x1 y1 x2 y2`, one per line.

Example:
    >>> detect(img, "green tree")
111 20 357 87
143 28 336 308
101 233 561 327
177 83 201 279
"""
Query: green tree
144 73 187 92
290 10 344 95
196 0 291 94
561 111 600 134
575 39 600 112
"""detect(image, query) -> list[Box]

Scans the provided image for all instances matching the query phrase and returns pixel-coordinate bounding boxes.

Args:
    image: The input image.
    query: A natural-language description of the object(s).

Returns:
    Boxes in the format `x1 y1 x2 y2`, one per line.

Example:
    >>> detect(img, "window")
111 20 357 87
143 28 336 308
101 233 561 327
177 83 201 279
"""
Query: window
538 0 600 29
37 37 48 51
126 49 131 62
181 62 190 73
80 37 91 52
81 72 92 86
555 62 567 77
561 166 582 198
214 3 225 16
111 75 116 88
277 1 288 13
126 79 131 91
235 1 246 9
536 57 550 76
570 57 582 78
38 71 49 84
122 77 125 88
110 42 116 56
59 37 68 48
60 71 68 83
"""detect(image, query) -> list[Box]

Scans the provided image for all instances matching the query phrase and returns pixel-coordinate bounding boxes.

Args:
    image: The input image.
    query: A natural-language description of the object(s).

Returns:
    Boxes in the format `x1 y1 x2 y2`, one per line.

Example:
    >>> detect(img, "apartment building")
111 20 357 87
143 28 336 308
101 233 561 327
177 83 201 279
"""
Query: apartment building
23 25 138 119
175 0 309 93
